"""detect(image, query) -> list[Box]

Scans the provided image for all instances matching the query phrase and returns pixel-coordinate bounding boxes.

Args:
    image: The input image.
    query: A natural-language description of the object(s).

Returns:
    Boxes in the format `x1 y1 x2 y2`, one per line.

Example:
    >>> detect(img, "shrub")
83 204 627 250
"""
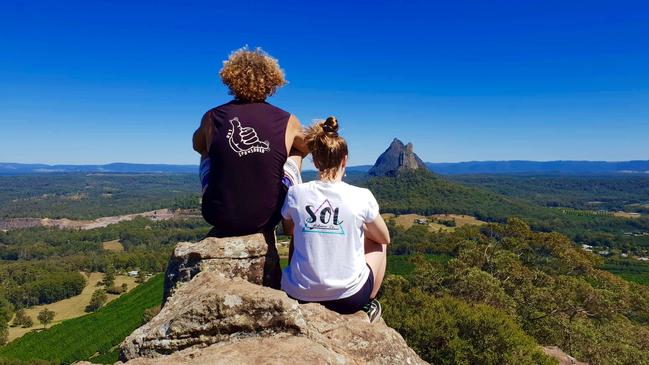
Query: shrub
381 278 555 365
37 308 54 329
10 309 29 328
106 286 124 295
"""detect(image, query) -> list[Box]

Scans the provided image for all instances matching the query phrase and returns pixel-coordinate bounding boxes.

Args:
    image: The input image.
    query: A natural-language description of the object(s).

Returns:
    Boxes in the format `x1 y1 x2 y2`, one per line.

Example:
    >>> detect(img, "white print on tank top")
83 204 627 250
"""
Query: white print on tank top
226 117 271 157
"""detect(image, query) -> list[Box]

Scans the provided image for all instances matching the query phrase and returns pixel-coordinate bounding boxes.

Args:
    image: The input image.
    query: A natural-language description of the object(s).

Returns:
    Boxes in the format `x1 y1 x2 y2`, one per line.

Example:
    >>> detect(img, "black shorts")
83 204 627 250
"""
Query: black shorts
294 265 374 315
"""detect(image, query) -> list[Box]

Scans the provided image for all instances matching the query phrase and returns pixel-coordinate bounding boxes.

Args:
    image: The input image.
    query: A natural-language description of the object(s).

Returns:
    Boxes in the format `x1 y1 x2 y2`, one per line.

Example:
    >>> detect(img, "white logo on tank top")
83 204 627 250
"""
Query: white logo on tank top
226 117 271 157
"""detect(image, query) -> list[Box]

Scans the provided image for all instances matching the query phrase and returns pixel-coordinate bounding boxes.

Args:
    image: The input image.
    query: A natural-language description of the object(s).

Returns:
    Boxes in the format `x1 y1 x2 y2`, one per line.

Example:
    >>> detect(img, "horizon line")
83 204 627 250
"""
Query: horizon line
3 159 649 167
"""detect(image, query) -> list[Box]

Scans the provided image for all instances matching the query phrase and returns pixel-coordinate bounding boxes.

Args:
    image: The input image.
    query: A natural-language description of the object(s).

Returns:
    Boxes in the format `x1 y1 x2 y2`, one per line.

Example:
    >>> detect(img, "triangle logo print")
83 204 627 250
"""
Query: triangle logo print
302 199 346 235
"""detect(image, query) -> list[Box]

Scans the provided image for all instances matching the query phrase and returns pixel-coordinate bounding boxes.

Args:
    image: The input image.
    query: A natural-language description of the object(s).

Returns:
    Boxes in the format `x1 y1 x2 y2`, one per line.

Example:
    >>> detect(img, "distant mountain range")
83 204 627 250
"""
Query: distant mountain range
0 163 197 175
426 160 649 175
344 160 649 175
2 159 649 176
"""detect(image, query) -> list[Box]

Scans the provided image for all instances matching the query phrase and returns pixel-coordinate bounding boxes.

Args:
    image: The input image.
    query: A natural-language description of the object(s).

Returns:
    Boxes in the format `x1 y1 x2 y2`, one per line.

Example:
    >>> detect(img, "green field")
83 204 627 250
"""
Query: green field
602 258 649 286
0 274 164 365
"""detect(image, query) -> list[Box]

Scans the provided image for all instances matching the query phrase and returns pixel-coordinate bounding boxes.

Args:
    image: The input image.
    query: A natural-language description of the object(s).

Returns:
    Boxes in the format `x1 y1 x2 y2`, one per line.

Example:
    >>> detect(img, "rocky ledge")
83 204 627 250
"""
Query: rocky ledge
86 234 427 365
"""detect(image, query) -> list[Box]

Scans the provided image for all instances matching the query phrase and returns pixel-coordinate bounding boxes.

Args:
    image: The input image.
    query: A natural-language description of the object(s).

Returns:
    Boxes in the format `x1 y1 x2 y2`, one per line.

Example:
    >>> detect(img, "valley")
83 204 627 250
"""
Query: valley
0 209 185 231
2 150 649 364
6 272 139 342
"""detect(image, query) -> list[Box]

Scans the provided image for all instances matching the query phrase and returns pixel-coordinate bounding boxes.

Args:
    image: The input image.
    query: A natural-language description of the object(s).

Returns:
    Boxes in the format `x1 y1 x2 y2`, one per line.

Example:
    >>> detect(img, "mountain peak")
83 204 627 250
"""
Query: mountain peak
368 138 428 176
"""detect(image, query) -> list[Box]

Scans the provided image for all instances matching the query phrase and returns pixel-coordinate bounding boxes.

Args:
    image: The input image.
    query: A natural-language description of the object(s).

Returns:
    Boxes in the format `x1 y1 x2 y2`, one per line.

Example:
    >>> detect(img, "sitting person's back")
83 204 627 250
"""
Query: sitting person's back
281 117 390 322
193 48 306 238
282 179 376 300
201 100 289 237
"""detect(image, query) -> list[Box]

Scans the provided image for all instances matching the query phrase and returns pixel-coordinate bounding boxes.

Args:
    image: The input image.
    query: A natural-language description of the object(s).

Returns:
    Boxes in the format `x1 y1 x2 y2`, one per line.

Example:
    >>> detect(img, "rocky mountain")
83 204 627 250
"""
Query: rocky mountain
426 160 649 175
368 139 428 176
92 234 427 365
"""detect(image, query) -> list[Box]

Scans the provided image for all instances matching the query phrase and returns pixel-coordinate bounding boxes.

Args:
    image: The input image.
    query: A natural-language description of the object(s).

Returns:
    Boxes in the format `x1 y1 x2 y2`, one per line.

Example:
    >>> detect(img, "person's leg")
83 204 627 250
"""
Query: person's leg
282 150 302 265
262 230 282 289
199 156 211 194
364 237 387 299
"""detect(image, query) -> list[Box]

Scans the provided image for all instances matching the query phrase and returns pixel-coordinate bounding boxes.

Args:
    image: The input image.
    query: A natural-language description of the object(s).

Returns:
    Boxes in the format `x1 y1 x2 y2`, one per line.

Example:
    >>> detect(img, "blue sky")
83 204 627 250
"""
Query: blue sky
1 0 648 165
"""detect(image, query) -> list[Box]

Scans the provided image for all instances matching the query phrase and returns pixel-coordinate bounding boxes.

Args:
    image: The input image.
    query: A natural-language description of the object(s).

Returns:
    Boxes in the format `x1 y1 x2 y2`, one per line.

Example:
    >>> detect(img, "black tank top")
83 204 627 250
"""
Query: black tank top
202 100 290 237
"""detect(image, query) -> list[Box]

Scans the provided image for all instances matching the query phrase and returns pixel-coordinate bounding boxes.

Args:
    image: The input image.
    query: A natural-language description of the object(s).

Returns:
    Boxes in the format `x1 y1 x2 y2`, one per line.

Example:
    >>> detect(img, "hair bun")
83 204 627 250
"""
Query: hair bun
322 116 339 135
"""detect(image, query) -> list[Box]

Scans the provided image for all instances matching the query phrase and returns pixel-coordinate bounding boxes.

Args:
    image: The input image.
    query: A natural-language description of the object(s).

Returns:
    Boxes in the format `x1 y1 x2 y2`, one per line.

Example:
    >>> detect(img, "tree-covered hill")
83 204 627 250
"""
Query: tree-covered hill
364 170 556 222
364 170 649 253
447 174 649 213
383 220 649 365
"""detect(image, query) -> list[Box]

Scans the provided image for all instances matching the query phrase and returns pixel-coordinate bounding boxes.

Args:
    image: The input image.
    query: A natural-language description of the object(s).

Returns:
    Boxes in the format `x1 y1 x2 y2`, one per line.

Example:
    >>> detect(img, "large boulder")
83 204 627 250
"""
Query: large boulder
162 232 281 303
119 235 428 365
121 271 426 364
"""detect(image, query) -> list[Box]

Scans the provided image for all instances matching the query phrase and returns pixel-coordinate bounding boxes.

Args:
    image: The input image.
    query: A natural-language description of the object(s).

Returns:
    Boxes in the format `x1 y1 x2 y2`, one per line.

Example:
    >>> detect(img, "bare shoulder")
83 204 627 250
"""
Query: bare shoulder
288 114 303 131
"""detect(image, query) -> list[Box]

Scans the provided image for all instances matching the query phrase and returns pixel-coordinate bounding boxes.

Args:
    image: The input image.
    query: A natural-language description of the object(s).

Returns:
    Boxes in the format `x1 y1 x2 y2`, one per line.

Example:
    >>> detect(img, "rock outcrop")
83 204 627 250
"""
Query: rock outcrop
368 138 427 176
115 235 427 365
542 346 588 365
162 232 281 303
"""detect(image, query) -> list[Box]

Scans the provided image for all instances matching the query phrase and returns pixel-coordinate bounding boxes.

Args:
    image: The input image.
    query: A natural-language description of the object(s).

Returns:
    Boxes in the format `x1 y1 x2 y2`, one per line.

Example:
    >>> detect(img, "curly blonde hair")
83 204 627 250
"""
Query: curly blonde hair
219 47 286 102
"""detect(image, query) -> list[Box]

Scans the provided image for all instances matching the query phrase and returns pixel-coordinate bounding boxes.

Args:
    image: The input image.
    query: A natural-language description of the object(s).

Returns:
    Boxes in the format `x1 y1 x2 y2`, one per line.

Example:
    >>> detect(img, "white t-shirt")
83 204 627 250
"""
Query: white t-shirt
281 180 380 301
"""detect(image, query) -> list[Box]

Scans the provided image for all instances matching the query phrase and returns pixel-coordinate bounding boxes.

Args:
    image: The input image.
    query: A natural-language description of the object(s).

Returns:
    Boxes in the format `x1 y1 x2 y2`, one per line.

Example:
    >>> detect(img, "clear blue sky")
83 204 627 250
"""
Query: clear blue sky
1 0 648 165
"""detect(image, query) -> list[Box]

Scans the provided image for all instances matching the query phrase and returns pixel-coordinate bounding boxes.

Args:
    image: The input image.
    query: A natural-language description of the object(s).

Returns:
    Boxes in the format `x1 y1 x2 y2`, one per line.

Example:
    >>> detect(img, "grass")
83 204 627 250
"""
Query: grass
101 239 124 252
386 213 485 232
387 254 452 276
6 273 139 342
0 274 163 365
602 258 649 286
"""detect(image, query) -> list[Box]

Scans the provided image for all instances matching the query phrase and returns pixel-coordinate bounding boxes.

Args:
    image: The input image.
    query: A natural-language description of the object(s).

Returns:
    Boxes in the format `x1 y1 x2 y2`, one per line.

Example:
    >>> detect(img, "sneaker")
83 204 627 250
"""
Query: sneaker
362 299 382 324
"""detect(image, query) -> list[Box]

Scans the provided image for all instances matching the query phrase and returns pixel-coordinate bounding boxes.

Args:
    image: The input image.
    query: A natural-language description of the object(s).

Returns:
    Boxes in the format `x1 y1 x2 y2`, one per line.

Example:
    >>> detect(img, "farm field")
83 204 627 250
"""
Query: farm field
613 211 642 219
7 272 138 342
602 258 649 286
0 274 163 364
101 239 124 252
385 213 486 232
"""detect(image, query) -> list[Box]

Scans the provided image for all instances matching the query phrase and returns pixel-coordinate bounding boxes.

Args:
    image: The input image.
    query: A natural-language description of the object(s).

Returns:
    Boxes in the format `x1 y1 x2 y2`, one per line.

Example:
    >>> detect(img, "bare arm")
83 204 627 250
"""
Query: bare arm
364 215 390 245
193 112 213 157
285 114 309 157
193 128 206 156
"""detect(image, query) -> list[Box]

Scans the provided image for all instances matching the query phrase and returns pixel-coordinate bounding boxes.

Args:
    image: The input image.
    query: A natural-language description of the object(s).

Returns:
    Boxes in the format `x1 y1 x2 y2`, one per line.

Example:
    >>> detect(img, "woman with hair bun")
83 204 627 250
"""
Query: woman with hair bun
281 117 390 322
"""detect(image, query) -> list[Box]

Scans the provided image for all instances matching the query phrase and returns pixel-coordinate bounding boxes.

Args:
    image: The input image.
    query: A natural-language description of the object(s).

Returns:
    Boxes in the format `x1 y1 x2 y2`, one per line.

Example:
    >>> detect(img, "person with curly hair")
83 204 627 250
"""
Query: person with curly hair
193 48 308 269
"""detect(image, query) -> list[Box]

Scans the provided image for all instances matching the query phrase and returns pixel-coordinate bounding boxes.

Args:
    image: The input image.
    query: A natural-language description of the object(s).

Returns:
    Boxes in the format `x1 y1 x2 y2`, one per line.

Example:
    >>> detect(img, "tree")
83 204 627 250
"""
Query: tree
11 308 29 327
37 308 55 328
381 281 556 365
0 319 7 345
22 315 33 328
0 296 14 344
103 266 116 288
121 283 128 292
85 289 108 312
135 270 147 284
0 296 13 323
